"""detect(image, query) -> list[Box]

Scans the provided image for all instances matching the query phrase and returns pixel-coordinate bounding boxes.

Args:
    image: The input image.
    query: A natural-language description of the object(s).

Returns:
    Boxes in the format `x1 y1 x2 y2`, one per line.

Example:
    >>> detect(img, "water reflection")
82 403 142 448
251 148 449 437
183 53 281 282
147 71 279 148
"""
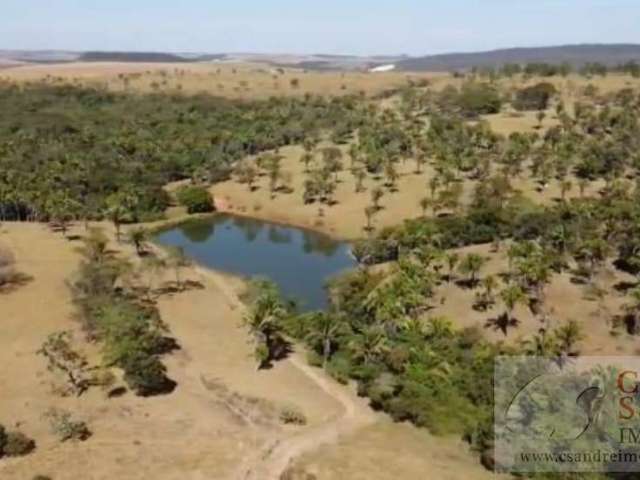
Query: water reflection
154 213 355 310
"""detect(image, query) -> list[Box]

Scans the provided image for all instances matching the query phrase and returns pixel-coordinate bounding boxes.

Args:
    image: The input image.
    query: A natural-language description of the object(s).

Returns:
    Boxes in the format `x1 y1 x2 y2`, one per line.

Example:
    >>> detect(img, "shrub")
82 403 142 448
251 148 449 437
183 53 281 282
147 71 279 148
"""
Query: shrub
513 82 556 111
45 409 91 442
176 186 215 214
456 82 502 117
279 405 307 425
122 352 176 396
3 431 36 456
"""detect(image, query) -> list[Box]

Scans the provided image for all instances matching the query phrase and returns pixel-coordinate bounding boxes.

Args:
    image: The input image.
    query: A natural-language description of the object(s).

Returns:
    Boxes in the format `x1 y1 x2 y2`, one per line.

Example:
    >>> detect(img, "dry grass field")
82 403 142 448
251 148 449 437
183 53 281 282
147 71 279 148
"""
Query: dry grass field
0 221 499 480
2 63 640 479
0 61 436 99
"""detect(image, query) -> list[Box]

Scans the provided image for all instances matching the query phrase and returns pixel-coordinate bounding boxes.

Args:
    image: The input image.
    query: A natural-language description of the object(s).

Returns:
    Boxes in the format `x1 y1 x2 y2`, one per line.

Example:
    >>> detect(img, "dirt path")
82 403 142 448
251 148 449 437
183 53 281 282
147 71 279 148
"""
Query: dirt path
238 352 377 480
194 266 378 480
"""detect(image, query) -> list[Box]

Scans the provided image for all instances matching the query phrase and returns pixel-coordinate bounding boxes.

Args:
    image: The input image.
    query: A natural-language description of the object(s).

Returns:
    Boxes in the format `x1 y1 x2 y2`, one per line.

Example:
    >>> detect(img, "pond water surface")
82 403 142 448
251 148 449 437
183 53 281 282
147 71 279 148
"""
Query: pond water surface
154 214 356 310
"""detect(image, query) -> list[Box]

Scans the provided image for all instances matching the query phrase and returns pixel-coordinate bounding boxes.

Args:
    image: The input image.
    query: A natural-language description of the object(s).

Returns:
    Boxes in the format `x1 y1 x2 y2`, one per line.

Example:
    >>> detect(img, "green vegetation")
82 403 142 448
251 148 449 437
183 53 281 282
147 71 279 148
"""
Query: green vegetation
176 185 215 213
0 82 365 222
513 82 557 111
0 424 35 457
69 229 177 396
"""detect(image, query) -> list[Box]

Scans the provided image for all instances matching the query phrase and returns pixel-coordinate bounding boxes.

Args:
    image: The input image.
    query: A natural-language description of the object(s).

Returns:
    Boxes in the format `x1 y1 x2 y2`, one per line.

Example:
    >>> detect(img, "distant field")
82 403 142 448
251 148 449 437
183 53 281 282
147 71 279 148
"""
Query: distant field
2 61 637 103
0 61 438 99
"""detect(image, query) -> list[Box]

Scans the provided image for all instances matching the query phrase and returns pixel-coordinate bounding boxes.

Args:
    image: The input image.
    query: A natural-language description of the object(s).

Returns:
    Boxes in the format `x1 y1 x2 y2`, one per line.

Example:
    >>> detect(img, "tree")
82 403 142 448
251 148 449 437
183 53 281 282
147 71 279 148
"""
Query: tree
364 205 376 232
300 152 314 173
445 252 459 282
348 325 387 366
457 253 486 286
500 283 526 324
305 313 346 368
371 187 384 210
560 179 572 201
128 227 149 256
176 186 214 214
554 319 584 355
419 197 431 218
243 280 288 369
353 168 366 193
38 331 90 396
105 193 129 242
141 255 165 301
166 246 191 290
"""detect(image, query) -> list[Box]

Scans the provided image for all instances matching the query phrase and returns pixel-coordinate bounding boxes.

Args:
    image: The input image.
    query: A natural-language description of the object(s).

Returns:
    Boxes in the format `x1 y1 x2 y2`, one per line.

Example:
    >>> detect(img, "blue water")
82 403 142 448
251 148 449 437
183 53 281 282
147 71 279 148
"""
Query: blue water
154 214 356 310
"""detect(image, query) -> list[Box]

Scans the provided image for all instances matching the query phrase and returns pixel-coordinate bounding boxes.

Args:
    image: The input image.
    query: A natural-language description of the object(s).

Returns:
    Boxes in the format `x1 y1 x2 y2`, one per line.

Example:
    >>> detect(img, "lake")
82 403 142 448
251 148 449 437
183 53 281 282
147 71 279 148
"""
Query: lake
154 214 357 310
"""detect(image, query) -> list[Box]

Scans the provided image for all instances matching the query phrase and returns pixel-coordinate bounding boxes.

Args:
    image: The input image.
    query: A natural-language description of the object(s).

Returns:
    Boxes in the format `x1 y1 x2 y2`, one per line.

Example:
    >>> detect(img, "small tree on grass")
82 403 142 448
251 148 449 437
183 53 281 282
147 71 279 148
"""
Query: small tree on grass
128 227 149 256
44 408 91 442
243 280 288 369
0 425 35 457
364 205 376 233
371 187 384 210
500 283 526 324
458 253 486 286
167 246 191 291
38 331 91 396
176 186 214 214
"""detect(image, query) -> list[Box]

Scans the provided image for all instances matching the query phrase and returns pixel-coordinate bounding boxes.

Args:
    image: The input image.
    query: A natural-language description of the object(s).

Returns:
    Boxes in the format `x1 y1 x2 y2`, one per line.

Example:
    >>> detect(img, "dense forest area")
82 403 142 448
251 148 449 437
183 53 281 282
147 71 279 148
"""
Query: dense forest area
0 82 365 222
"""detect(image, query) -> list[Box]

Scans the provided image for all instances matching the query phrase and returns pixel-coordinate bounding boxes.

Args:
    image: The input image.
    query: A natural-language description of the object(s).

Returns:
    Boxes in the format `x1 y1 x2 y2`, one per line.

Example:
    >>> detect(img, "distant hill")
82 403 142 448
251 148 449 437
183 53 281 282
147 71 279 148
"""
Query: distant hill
79 51 191 63
395 44 640 72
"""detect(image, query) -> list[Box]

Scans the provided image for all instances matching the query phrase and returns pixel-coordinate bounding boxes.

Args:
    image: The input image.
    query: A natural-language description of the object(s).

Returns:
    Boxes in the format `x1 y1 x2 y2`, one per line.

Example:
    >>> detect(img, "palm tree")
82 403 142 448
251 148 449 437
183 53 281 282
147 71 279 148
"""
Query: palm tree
500 283 526 324
128 227 148 256
305 313 346 368
348 325 387 366
428 176 440 199
371 187 384 211
141 255 165 301
166 246 191 290
353 168 366 193
419 197 431 218
105 192 134 242
457 253 486 286
554 319 584 355
445 252 459 282
560 179 572 201
300 152 314 173
243 280 288 368
364 205 376 232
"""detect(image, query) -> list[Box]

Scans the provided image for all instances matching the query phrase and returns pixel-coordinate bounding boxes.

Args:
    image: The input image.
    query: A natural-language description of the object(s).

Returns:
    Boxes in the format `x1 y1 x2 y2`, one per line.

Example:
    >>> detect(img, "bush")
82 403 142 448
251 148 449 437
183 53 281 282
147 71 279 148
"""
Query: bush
513 82 556 111
3 431 36 456
279 405 307 425
456 83 502 117
45 409 91 442
176 186 215 214
122 352 176 396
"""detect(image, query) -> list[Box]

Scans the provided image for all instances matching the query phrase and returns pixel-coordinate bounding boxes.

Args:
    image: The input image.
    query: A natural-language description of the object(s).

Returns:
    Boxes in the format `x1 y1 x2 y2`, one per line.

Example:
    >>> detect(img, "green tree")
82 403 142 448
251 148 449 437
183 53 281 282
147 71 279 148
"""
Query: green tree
457 253 486 286
500 283 526 324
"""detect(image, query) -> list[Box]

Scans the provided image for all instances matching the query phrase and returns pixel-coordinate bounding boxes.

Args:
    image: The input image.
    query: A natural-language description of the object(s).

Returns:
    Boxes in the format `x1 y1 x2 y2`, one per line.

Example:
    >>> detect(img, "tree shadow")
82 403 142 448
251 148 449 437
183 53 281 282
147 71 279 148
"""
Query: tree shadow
455 278 479 290
613 280 638 294
485 312 520 336
258 337 293 370
155 279 205 296
0 272 34 294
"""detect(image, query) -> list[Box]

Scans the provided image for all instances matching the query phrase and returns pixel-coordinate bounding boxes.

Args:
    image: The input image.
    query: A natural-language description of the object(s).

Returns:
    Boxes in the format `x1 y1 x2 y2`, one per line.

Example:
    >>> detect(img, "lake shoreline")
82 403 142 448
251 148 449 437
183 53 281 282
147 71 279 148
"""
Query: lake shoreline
152 212 356 311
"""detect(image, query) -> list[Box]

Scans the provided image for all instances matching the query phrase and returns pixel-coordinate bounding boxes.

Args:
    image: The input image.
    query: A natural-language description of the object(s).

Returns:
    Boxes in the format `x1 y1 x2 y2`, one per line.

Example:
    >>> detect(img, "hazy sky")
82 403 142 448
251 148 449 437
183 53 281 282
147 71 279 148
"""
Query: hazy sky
3 0 640 55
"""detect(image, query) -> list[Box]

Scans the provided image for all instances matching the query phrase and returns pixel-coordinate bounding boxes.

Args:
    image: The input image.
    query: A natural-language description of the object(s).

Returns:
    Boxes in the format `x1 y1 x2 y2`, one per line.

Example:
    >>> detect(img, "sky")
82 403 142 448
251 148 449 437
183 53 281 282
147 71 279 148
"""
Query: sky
2 0 640 56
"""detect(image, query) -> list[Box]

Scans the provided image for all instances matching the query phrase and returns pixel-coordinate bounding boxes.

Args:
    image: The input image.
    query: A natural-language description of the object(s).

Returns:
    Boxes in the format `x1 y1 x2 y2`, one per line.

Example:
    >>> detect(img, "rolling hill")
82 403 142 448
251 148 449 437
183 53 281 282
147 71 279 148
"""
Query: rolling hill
394 44 640 71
